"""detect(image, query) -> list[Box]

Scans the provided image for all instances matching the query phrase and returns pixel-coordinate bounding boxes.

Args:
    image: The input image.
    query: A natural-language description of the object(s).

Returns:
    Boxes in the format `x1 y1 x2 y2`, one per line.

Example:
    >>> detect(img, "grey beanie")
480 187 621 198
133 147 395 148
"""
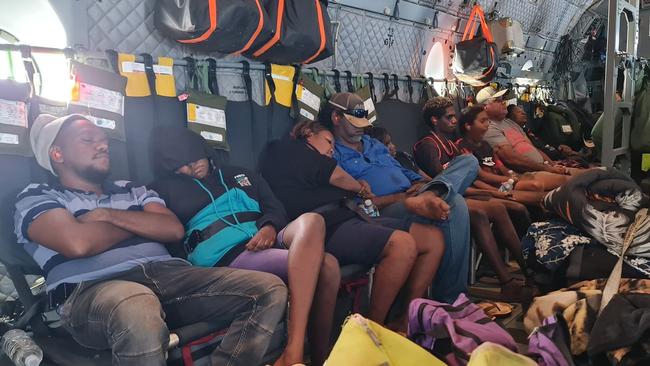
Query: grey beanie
30 114 87 175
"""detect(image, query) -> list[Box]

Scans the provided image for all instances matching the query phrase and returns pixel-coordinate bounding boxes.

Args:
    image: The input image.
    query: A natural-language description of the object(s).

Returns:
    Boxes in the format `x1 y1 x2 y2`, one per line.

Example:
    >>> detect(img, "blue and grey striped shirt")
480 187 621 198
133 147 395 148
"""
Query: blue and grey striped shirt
14 181 175 291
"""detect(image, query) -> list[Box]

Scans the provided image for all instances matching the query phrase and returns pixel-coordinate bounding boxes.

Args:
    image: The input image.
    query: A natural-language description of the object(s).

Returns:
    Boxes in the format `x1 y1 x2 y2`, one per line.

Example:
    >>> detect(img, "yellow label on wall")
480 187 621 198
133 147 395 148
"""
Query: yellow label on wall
118 53 150 97
155 57 176 97
264 64 296 107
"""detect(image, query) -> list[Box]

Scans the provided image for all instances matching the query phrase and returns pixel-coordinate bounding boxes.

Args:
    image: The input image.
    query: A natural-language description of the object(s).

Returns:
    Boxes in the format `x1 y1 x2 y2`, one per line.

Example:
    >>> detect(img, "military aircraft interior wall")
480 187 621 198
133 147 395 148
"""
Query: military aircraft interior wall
1 1 650 365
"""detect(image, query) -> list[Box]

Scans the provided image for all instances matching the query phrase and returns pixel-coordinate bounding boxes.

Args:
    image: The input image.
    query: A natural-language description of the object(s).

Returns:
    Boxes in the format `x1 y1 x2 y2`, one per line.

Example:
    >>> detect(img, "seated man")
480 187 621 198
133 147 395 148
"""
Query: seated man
327 92 477 302
16 114 287 366
479 86 575 177
506 105 589 168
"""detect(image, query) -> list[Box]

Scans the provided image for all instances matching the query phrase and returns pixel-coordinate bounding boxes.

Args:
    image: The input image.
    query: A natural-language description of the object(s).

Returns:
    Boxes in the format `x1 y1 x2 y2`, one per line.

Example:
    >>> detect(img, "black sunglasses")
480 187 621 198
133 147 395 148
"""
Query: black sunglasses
344 108 369 118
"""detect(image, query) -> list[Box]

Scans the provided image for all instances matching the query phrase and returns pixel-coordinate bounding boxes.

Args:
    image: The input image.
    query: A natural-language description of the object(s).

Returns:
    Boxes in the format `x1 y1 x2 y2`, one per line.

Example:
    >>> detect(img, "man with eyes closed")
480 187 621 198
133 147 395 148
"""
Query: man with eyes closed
15 114 287 366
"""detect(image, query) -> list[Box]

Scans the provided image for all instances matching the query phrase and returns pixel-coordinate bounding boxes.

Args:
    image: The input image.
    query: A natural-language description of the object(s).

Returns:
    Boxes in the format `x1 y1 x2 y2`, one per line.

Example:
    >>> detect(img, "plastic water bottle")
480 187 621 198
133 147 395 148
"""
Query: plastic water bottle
361 199 380 217
1 329 43 366
498 179 515 193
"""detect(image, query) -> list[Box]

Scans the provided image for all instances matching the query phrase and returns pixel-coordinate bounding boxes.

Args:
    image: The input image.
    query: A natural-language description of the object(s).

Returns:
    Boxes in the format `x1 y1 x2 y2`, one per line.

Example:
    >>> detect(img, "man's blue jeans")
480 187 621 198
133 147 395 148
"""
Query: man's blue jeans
382 154 478 302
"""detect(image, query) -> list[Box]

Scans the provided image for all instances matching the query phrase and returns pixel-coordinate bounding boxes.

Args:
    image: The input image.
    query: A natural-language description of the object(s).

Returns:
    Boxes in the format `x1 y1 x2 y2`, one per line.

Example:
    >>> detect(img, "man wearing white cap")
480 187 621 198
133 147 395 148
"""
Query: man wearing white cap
479 86 568 175
14 114 287 366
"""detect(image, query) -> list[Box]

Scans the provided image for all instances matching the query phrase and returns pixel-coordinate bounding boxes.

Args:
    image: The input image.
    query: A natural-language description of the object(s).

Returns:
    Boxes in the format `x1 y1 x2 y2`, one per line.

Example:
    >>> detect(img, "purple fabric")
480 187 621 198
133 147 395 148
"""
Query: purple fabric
228 248 289 283
408 293 517 365
227 227 289 282
528 315 573 366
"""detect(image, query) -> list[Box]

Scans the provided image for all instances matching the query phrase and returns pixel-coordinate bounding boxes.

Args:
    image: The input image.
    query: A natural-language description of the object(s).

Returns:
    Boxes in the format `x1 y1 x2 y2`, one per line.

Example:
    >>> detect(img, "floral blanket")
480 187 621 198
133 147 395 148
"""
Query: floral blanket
522 219 650 276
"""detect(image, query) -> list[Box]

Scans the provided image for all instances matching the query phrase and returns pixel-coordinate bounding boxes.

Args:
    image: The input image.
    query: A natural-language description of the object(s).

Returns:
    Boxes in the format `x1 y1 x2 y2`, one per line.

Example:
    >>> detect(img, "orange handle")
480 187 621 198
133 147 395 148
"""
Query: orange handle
461 5 494 43
462 6 479 41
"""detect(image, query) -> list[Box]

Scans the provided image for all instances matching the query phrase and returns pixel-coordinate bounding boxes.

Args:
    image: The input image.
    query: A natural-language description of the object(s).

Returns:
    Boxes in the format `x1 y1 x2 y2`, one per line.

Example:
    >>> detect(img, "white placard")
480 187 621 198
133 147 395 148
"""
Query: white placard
121 62 173 76
0 99 27 127
189 104 227 129
271 73 291 82
299 108 315 121
38 104 66 117
298 86 321 112
153 65 173 75
0 133 19 145
561 125 573 133
121 61 145 73
363 98 376 114
72 83 124 116
86 115 117 130
200 131 224 142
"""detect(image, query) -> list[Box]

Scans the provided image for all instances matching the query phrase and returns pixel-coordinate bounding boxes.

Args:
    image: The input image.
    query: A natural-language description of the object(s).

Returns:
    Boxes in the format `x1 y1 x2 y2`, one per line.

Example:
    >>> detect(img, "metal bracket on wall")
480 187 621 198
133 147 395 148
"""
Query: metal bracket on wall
601 0 640 170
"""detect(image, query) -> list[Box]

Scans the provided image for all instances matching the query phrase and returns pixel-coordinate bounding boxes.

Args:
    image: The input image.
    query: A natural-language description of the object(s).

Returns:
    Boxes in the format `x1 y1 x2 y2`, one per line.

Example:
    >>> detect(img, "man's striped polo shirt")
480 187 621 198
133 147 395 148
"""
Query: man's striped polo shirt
14 180 175 291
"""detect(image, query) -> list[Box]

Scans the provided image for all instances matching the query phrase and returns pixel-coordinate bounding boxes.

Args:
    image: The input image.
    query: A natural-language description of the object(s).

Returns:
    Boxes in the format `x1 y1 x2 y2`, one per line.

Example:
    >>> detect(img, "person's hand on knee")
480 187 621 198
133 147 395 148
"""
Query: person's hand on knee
246 225 277 251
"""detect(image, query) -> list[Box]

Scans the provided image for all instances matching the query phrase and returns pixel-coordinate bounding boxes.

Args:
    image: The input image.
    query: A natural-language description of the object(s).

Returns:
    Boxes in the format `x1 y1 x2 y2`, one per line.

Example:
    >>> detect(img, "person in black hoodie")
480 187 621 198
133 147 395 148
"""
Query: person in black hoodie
151 127 339 366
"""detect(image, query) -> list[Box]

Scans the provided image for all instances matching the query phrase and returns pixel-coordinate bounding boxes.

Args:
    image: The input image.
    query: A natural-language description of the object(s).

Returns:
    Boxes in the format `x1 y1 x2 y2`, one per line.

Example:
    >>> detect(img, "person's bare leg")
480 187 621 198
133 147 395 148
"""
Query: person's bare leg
387 223 444 332
514 179 545 191
308 254 340 366
368 231 417 324
567 167 589 176
508 190 548 207
467 200 528 301
484 201 538 299
404 191 450 220
519 172 570 191
466 200 512 283
484 201 527 272
274 213 326 366
512 190 546 207
490 198 532 237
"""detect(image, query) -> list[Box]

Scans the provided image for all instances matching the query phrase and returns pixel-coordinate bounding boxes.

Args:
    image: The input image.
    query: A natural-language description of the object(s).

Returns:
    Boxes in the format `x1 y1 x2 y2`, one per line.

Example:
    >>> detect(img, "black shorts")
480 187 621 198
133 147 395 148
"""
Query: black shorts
325 217 411 266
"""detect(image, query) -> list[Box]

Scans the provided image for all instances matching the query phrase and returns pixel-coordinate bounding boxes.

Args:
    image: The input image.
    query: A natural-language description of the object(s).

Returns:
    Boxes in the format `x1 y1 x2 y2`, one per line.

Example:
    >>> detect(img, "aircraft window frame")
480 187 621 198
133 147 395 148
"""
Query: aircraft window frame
423 41 446 95
0 2 72 102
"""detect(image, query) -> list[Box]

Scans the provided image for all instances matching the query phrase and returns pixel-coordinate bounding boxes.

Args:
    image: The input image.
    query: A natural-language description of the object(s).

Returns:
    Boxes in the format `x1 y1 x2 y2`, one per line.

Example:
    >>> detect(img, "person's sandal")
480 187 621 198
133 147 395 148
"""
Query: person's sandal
477 300 513 319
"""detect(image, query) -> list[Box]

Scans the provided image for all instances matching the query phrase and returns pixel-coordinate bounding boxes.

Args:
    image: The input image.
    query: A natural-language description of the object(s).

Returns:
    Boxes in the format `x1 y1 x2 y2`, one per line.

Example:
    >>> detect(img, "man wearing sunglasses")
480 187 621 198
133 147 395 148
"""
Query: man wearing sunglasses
480 86 568 175
327 92 477 303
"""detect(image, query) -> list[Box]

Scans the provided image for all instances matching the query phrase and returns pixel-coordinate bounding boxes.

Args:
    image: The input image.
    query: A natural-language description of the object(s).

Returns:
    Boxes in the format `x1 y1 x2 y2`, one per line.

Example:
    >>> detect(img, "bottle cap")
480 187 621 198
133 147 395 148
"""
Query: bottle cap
364 199 373 206
25 354 43 366
507 179 514 184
